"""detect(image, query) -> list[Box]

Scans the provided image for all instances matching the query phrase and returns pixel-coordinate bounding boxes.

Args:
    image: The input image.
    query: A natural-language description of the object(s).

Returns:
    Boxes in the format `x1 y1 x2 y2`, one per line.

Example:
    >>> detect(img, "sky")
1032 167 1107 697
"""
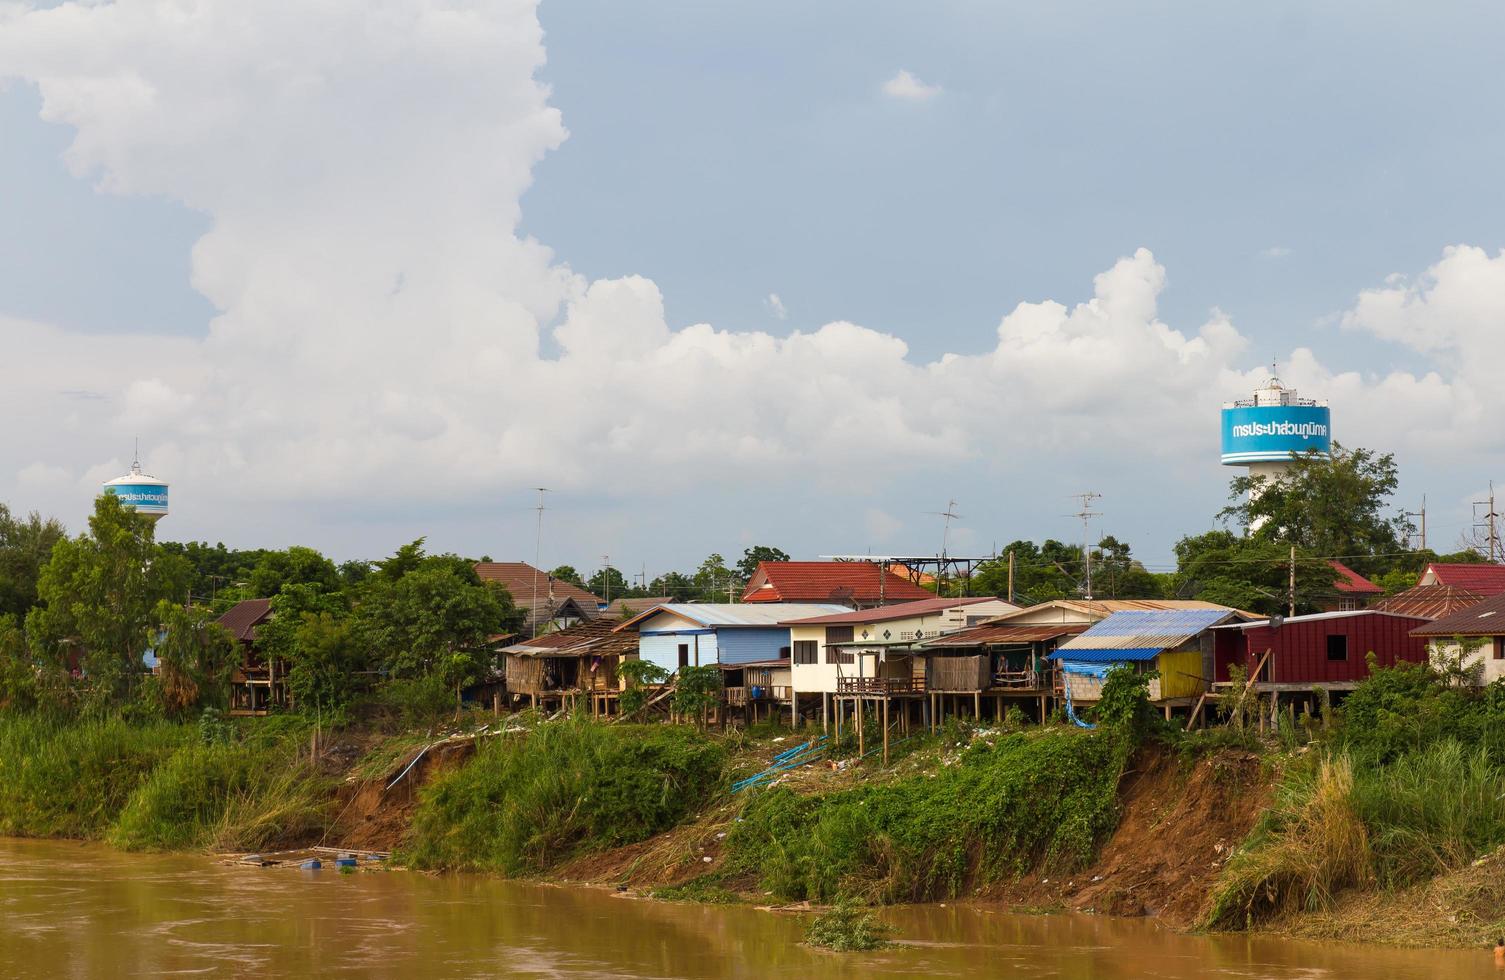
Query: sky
2 0 1504 582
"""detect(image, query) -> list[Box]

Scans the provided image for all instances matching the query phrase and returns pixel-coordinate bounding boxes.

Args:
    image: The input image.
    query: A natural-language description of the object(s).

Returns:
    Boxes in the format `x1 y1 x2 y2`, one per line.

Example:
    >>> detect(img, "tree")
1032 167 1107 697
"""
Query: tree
1220 444 1411 575
737 546 790 581
0 504 67 620
255 583 353 712
550 565 586 589
971 540 1080 603
353 542 522 679
248 546 340 597
1090 536 1164 599
692 553 736 600
25 494 190 712
587 566 629 601
146 600 236 718
649 571 695 602
1171 530 1336 616
156 540 265 606
339 559 373 587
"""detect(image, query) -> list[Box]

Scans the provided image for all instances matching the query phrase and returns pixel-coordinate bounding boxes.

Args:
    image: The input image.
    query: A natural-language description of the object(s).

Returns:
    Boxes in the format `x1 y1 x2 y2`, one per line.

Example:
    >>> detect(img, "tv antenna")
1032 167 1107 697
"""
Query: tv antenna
1070 492 1102 600
1403 495 1427 552
925 499 963 595
1474 482 1501 563
600 554 611 603
530 488 551 628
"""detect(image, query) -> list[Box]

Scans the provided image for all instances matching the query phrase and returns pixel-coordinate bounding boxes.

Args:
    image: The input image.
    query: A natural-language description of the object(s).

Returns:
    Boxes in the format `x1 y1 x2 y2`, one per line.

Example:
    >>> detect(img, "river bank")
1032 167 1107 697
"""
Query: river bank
2 687 1504 953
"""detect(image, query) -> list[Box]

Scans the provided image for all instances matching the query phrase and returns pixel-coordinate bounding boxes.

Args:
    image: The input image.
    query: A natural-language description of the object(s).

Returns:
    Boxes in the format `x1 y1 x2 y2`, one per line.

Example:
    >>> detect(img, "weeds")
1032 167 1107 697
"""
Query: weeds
805 901 891 951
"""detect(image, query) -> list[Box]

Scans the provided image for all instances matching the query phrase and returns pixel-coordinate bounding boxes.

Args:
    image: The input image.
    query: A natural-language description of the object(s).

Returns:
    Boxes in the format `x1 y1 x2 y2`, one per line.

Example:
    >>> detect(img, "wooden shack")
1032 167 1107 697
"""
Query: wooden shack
500 618 637 715
217 598 288 717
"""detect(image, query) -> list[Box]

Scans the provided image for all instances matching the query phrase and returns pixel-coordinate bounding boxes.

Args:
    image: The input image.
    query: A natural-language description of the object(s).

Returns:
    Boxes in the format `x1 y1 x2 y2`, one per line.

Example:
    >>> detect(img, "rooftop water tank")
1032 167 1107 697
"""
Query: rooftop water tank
102 457 169 520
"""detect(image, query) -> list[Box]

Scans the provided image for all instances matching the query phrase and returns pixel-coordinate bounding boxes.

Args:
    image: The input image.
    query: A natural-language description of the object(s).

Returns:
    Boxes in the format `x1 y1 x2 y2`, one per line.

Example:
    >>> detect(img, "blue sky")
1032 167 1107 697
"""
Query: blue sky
2 0 1503 579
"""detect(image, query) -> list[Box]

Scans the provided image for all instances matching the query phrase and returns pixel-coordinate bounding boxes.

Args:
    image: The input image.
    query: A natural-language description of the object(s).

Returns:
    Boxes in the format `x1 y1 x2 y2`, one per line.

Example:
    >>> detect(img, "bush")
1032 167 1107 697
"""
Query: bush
729 728 1128 903
0 715 189 838
364 674 453 732
405 717 726 874
805 901 891 951
108 739 329 852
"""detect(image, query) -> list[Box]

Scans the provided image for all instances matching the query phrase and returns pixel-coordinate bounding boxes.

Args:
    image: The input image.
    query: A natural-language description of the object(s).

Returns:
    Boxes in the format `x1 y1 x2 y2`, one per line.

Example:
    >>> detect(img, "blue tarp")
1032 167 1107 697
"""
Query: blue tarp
1050 647 1161 664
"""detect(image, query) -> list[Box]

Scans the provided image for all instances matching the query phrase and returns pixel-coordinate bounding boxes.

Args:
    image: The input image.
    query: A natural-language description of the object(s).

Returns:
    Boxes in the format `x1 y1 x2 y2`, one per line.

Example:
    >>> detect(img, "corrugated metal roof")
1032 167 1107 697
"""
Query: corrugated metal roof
1374 584 1485 621
1055 648 1162 663
1057 609 1234 654
922 623 1089 647
1215 609 1431 631
1422 563 1505 596
781 595 1007 626
217 598 272 643
626 602 850 630
1411 591 1505 636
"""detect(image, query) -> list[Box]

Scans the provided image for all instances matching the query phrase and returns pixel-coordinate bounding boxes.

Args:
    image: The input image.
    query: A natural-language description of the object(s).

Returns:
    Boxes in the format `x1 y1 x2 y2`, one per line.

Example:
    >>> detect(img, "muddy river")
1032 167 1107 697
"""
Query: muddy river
0 837 1494 978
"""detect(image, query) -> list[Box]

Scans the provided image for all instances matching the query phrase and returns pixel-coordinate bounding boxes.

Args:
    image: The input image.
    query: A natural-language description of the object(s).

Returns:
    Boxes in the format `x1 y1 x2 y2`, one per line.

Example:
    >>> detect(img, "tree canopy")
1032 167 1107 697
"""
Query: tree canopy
0 504 66 620
737 545 790 580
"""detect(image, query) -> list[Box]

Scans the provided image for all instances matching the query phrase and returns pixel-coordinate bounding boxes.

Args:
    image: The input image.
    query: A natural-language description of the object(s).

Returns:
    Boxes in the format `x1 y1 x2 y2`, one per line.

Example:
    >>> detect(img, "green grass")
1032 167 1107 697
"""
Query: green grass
404 716 727 875
652 873 743 904
0 715 190 838
728 727 1129 904
107 740 331 852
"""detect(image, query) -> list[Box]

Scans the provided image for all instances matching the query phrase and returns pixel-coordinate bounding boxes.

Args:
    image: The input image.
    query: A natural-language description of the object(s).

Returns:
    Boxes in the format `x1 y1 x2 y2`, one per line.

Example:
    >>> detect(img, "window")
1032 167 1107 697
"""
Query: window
793 640 819 665
1494 638 1504 661
678 644 689 669
1337 597 1361 612
825 625 855 664
1326 634 1348 662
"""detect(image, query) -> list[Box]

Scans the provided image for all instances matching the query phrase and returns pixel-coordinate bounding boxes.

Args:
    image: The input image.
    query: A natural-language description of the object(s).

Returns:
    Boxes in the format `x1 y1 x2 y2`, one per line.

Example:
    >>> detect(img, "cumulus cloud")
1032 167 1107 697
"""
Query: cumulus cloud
0 0 1501 549
765 293 787 320
881 69 942 102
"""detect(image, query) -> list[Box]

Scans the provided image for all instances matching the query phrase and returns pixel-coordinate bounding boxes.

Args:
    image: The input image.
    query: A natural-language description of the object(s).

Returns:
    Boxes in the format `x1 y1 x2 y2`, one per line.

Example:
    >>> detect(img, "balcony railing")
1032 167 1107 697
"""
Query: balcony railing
836 676 924 695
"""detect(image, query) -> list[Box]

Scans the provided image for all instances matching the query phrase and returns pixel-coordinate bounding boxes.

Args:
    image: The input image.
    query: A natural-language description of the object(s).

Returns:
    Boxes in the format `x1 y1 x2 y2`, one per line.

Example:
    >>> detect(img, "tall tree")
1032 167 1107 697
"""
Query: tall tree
147 600 236 718
1089 536 1164 599
1171 530 1335 616
587 566 629 601
156 540 265 606
692 553 736 600
249 546 341 597
971 540 1081 603
549 565 585 589
1221 444 1411 574
0 504 67 619
26 494 190 711
737 546 790 580
649 571 695 602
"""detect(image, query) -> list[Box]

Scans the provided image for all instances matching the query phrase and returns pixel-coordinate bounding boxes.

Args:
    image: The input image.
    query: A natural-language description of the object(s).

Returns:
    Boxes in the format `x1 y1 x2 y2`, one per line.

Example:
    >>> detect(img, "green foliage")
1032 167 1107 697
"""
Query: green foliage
0 714 189 838
1092 665 1163 739
737 545 790 581
25 493 191 713
586 566 629 600
728 729 1128 903
248 546 341 598
198 706 235 745
146 600 237 719
285 611 364 714
652 873 742 904
353 541 520 679
365 673 453 731
406 718 726 875
672 664 721 725
649 571 695 602
805 901 892 951
618 659 670 716
1335 660 1505 763
107 739 329 852
1220 443 1410 576
156 540 266 610
549 564 585 588
971 540 1082 602
1170 530 1334 616
0 504 66 620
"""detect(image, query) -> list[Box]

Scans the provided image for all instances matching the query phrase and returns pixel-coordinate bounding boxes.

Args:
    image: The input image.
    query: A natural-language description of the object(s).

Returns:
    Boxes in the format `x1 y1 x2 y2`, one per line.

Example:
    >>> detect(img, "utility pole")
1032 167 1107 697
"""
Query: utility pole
1070 492 1102 600
1474 482 1501 562
601 554 611 604
1403 495 1427 552
531 488 550 630
1007 549 1016 605
1288 545 1296 618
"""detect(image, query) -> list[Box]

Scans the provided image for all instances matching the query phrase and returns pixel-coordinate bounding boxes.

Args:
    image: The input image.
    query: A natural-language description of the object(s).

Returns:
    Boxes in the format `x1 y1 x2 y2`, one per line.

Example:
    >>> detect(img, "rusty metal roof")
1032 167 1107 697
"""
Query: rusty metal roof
1411 591 1505 637
921 623 1089 647
502 617 638 658
1374 584 1484 621
216 598 272 643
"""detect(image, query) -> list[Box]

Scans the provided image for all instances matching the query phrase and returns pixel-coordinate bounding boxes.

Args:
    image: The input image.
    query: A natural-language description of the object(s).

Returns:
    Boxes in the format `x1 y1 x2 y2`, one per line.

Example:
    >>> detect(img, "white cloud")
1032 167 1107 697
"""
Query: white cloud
881 69 942 102
765 293 787 320
0 1 1501 549
1260 246 1291 259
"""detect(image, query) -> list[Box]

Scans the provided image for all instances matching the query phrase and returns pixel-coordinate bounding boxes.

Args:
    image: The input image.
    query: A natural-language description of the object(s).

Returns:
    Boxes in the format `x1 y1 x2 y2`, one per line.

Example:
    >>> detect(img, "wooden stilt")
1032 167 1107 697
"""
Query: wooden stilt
882 697 890 766
856 698 865 758
974 690 980 720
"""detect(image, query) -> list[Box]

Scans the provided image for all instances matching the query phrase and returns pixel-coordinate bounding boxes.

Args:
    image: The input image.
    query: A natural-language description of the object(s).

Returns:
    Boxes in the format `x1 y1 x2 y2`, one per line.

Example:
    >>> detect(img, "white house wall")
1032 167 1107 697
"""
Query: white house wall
1428 639 1505 685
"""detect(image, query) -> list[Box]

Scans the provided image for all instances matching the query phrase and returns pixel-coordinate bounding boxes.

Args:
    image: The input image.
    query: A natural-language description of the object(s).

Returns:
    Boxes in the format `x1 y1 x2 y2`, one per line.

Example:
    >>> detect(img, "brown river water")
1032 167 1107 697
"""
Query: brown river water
0 837 1495 979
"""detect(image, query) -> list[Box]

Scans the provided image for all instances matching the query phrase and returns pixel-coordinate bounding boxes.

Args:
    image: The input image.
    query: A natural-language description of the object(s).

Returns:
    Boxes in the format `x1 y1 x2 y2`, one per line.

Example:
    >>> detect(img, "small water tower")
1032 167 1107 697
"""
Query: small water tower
1221 371 1330 528
102 453 169 521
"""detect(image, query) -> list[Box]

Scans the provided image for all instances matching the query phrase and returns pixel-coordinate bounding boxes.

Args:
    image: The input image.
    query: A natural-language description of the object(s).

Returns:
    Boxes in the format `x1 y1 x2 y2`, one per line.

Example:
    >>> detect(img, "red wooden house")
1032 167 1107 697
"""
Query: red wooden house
1212 609 1431 690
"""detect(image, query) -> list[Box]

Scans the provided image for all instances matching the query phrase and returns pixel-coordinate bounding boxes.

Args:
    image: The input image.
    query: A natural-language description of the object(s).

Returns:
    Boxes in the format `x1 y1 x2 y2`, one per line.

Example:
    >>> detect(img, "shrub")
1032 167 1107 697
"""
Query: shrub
729 728 1127 903
805 901 891 951
405 717 726 874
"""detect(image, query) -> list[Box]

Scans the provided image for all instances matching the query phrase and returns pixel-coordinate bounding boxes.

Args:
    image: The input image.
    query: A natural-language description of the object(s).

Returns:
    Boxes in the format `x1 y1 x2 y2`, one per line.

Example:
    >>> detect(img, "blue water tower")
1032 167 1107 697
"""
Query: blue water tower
102 455 170 521
1221 374 1330 527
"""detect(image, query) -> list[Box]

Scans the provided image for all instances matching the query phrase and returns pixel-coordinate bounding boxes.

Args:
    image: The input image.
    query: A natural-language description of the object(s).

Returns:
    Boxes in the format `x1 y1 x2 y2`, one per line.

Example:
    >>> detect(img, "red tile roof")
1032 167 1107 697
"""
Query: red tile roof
1420 563 1505 596
1374 584 1485 621
216 598 272 643
740 561 933 605
781 596 1002 625
1328 560 1383 594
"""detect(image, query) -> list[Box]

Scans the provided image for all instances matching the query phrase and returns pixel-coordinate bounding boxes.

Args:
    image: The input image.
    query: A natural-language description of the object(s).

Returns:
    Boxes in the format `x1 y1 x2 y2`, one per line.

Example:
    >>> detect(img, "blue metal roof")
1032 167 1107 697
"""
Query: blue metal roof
1055 608 1233 655
1053 647 1162 663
